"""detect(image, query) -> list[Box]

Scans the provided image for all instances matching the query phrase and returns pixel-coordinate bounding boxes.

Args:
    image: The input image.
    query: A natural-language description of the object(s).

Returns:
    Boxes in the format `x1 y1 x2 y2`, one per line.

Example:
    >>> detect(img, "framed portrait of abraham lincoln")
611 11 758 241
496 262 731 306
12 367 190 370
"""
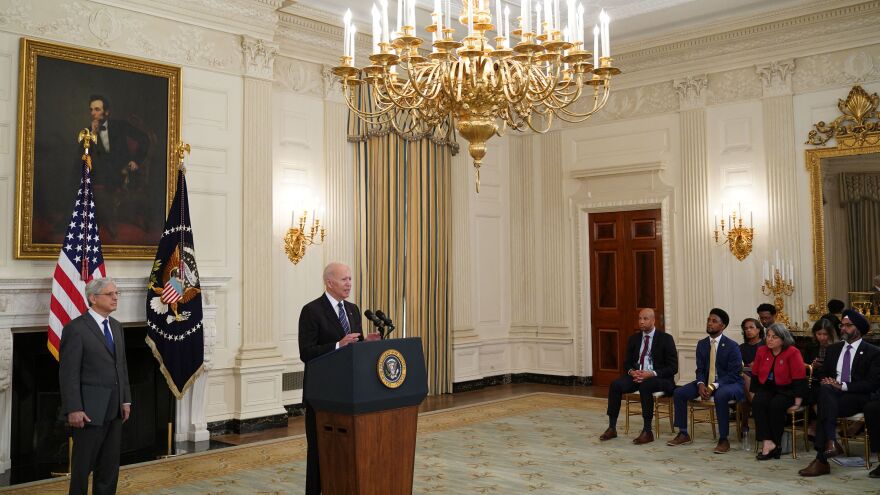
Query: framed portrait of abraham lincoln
14 38 181 259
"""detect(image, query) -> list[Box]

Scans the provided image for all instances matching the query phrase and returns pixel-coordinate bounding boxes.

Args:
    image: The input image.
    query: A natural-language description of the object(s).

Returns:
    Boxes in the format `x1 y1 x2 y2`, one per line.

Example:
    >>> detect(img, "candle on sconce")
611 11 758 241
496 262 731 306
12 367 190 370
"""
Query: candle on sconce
371 5 380 54
593 24 599 57
775 250 780 271
379 0 390 43
535 3 542 37
496 0 502 31
342 9 352 58
350 26 356 66
599 9 610 58
763 260 769 281
504 5 510 41
789 261 794 283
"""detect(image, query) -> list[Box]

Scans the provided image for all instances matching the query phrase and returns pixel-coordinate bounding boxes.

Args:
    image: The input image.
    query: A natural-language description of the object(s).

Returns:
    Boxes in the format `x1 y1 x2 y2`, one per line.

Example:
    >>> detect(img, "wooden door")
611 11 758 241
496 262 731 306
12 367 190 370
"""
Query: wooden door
589 209 664 386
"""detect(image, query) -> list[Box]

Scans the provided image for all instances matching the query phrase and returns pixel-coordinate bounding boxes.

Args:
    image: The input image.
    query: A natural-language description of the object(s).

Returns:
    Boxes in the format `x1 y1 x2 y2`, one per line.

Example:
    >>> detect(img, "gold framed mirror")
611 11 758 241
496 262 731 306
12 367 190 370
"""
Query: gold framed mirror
805 85 880 320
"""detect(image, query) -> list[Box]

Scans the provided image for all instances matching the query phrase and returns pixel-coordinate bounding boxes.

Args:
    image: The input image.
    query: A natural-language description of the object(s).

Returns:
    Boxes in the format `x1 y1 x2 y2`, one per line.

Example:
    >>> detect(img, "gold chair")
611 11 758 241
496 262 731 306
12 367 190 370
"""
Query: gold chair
838 413 871 469
688 396 742 441
781 363 813 459
623 391 674 434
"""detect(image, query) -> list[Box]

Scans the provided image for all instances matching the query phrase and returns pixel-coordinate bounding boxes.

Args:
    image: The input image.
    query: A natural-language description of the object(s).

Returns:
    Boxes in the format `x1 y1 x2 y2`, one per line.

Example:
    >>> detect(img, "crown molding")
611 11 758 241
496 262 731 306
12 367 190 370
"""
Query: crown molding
613 1 880 90
93 0 281 39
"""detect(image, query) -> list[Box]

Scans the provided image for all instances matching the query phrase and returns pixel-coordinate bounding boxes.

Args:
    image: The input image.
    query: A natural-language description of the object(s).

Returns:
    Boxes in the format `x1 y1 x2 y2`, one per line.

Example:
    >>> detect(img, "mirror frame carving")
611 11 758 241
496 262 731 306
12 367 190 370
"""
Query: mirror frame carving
805 85 880 319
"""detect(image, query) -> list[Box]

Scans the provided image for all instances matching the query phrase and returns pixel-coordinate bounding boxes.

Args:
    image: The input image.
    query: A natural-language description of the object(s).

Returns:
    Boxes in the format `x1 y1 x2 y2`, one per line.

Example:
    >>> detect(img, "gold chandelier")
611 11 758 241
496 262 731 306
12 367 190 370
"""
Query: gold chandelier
332 0 620 192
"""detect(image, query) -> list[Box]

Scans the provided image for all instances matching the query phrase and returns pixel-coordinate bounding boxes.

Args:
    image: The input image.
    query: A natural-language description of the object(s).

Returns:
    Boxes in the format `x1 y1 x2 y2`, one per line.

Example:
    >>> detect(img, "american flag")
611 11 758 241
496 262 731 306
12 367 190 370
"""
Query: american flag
47 161 106 360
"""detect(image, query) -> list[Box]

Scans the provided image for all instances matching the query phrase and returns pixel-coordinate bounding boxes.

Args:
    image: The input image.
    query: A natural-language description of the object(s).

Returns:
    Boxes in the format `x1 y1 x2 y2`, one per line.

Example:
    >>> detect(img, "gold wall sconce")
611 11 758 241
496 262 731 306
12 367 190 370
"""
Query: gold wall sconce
284 210 326 264
713 204 754 261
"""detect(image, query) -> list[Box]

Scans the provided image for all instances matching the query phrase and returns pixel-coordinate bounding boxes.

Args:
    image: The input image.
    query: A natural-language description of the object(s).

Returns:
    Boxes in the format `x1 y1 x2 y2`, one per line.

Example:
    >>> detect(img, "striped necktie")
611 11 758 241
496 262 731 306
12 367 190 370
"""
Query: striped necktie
337 302 350 335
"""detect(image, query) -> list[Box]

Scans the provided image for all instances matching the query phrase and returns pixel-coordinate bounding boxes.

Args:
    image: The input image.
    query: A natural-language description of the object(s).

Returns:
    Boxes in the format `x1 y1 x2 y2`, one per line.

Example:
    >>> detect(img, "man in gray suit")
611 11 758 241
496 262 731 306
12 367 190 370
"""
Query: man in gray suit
59 278 132 495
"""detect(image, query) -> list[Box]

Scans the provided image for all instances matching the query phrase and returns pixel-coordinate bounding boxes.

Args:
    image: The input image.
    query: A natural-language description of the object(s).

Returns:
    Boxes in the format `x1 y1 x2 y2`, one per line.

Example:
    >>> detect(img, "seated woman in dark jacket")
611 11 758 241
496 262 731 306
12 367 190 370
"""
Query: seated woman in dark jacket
739 318 765 435
751 323 807 460
800 318 837 437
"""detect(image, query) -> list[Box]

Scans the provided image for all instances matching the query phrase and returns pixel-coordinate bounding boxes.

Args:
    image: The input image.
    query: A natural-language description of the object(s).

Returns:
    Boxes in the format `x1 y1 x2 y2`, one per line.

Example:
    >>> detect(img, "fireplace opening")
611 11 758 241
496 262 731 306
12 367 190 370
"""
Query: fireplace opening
10 325 175 485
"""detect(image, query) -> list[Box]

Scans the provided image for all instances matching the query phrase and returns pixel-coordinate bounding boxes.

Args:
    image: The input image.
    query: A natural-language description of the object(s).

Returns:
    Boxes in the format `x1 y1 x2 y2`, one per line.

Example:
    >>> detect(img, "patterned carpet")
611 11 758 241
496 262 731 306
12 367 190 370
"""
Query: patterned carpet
3 393 878 494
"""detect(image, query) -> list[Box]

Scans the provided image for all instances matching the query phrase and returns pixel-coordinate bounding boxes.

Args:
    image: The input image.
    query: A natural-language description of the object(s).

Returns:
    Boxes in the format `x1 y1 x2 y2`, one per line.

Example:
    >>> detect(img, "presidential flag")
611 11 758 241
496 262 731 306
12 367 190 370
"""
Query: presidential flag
145 169 203 399
47 159 107 360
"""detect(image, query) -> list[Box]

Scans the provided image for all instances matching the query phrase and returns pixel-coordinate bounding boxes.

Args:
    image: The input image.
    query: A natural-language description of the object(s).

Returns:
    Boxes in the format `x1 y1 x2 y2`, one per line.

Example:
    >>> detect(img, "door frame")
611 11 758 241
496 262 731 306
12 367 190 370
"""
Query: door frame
571 194 675 382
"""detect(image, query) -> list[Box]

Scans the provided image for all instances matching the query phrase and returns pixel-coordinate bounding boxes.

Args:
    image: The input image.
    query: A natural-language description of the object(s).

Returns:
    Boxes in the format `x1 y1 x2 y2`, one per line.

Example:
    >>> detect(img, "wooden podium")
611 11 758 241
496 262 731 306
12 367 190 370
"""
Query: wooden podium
304 337 428 495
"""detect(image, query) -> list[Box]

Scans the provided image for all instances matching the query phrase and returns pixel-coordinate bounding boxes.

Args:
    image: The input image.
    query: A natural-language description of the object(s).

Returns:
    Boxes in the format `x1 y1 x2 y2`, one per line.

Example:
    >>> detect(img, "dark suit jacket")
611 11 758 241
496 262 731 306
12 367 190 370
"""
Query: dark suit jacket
820 339 880 394
92 119 149 191
298 294 363 365
694 334 743 387
624 330 678 380
59 312 132 420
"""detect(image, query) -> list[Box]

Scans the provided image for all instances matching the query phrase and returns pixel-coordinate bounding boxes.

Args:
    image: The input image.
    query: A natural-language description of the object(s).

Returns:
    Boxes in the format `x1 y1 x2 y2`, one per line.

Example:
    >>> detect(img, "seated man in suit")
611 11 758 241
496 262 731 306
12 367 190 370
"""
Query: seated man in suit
667 308 743 453
600 308 678 445
799 309 880 477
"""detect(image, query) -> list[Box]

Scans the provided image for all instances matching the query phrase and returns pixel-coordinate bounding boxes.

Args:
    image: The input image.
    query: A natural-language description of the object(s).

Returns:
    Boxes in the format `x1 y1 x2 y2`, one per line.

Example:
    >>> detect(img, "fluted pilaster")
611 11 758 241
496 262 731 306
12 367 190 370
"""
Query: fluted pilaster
323 100 355 268
238 36 280 362
539 132 568 335
758 60 801 316
452 145 477 342
510 135 537 335
675 75 712 332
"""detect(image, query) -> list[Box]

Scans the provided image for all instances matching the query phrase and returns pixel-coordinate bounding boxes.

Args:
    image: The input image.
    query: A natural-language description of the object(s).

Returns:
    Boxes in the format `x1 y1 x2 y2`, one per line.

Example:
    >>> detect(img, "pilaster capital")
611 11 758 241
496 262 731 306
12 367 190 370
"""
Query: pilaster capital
321 65 345 102
756 59 796 97
241 35 278 80
673 74 708 110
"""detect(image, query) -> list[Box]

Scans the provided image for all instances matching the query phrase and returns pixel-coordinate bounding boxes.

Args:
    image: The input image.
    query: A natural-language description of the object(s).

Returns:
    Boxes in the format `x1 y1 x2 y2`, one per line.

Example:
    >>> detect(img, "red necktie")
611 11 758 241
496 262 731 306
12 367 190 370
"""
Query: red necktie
639 335 650 369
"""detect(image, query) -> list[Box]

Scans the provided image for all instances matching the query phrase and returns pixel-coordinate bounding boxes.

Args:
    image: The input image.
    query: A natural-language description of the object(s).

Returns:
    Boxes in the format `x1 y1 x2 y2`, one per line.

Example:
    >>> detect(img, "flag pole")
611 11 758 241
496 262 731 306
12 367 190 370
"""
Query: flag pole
76 129 97 282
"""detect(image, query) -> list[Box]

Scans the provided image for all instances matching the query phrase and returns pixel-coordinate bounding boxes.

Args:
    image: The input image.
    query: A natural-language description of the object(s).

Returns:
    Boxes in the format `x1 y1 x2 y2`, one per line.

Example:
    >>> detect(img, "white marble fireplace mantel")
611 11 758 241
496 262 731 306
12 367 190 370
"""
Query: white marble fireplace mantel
0 276 230 472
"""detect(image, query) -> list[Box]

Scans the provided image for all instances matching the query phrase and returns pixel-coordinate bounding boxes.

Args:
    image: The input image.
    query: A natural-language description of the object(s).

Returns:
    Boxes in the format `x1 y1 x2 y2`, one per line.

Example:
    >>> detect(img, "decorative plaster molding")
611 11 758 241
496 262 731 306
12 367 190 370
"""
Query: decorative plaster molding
674 75 708 110
707 67 763 105
614 1 880 83
570 161 666 179
0 0 243 72
794 44 880 93
756 59 796 97
0 328 10 391
273 56 324 96
242 35 278 80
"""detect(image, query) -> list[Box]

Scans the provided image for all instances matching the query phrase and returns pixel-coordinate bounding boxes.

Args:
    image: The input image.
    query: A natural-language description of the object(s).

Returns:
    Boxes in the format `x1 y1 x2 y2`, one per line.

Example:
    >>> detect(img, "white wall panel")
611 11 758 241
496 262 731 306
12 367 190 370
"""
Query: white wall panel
705 102 766 338
475 215 502 324
188 145 229 175
188 190 228 266
185 86 230 130
271 90 326 367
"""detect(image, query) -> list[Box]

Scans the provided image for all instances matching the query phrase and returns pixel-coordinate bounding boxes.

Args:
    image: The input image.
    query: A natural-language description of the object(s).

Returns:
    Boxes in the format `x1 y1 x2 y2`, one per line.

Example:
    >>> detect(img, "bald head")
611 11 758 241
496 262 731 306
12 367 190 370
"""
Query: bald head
323 262 352 301
638 308 655 333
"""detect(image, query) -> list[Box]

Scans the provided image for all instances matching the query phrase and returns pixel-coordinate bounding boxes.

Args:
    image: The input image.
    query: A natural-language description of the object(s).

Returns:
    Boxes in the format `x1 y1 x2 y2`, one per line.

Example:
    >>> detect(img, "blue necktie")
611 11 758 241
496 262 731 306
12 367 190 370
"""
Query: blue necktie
337 302 351 335
102 319 115 355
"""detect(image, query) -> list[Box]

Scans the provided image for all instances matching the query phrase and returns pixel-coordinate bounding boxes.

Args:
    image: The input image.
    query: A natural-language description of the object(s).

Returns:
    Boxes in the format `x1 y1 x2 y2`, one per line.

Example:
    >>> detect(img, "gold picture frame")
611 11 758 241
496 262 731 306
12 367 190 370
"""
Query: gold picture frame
804 85 880 319
15 38 181 259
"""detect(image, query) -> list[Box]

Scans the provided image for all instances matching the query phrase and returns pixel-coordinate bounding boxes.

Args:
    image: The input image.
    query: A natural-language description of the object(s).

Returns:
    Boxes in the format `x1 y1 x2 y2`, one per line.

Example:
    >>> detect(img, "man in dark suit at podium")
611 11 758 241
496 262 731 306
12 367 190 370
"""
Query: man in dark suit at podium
298 262 378 494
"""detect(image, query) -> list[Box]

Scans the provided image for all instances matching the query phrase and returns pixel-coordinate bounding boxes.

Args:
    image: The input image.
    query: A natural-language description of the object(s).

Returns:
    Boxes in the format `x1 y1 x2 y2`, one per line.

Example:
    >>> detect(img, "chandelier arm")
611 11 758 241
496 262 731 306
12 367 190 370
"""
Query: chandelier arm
500 61 530 104
342 84 400 120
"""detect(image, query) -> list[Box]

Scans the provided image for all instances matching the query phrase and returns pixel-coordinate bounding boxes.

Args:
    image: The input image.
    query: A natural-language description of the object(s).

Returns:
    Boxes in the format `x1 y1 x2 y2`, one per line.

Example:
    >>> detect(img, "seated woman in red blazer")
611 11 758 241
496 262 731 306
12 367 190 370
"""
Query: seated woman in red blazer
750 322 807 460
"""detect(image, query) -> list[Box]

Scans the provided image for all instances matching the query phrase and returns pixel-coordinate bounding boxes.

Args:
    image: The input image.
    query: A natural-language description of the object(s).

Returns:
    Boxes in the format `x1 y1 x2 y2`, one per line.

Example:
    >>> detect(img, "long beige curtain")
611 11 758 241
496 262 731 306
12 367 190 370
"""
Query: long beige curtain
349 99 456 395
840 172 880 292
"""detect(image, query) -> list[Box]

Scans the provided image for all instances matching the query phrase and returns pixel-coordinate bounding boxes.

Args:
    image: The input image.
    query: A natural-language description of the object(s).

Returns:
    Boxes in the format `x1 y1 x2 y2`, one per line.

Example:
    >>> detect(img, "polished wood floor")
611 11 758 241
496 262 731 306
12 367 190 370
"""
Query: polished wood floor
213 383 610 446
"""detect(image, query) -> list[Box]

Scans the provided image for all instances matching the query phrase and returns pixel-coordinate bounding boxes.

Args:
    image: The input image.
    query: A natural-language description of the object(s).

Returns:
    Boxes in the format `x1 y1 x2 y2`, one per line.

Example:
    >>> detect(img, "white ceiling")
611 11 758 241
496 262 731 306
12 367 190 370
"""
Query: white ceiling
288 0 821 47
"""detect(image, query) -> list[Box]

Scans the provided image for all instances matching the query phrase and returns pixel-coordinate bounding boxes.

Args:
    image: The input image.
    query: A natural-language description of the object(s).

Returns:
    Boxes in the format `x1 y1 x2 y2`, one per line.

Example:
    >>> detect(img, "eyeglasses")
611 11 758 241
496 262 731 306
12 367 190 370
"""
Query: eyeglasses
97 291 119 297
839 323 856 329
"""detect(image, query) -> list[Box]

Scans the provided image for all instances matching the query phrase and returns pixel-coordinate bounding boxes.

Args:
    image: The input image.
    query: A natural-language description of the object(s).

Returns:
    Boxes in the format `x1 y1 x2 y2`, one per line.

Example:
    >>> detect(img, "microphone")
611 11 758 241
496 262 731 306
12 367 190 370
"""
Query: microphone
376 310 395 337
364 309 386 338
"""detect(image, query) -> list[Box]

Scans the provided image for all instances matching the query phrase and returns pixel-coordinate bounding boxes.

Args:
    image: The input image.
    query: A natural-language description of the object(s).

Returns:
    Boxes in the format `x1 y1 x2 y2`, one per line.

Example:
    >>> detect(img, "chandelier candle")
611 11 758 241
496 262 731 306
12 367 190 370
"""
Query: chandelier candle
332 0 619 192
